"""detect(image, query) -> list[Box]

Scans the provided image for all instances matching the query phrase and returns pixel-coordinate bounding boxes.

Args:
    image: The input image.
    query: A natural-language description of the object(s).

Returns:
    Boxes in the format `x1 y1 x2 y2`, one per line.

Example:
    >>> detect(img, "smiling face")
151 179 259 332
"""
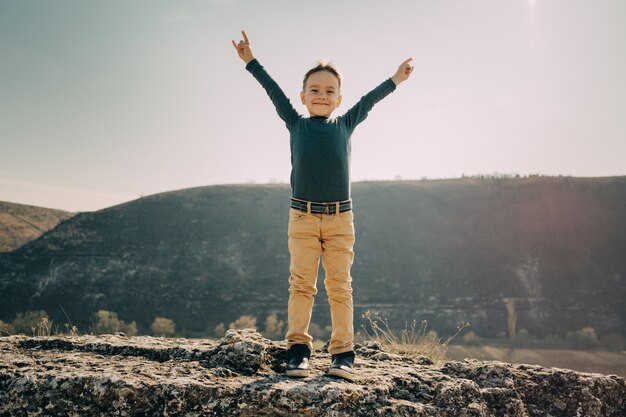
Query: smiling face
300 70 342 117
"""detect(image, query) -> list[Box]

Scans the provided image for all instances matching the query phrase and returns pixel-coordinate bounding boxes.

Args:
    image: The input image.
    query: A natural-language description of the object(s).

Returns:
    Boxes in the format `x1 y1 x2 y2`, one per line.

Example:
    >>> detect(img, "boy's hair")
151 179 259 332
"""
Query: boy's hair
302 60 342 92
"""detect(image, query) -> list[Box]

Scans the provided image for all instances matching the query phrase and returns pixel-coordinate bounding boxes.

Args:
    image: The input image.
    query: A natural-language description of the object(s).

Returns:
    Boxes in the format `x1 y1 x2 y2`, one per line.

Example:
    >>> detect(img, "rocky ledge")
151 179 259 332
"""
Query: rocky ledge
1 329 624 416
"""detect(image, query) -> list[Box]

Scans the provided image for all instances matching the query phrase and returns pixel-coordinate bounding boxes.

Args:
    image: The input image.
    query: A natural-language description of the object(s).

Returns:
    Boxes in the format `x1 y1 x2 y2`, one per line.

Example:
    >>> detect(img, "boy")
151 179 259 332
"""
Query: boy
232 30 413 380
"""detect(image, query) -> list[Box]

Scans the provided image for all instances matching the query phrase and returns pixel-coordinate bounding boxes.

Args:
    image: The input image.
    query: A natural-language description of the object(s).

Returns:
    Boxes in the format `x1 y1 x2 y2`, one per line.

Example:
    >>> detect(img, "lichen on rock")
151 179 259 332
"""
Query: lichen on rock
204 328 271 375
1 329 624 416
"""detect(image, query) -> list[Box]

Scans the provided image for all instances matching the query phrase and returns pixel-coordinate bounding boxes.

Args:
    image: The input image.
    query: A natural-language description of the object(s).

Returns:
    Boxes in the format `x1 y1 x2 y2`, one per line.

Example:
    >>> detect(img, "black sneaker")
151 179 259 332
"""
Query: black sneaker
328 350 355 381
286 344 310 378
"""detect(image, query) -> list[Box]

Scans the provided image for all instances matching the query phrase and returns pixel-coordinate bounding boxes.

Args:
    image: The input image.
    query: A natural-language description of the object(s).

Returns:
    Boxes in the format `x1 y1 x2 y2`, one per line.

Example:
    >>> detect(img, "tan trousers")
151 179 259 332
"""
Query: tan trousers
285 207 355 355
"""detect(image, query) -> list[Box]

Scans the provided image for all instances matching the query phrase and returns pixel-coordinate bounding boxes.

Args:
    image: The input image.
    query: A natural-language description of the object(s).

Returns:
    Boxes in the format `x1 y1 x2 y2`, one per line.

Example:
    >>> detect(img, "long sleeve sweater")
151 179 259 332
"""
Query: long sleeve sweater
246 58 396 203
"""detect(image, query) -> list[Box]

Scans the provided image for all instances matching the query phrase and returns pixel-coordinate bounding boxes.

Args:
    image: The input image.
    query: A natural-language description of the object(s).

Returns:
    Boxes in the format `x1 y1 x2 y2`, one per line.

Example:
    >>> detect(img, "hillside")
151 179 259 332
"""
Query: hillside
446 345 626 378
1 329 624 416
0 201 74 252
0 177 624 341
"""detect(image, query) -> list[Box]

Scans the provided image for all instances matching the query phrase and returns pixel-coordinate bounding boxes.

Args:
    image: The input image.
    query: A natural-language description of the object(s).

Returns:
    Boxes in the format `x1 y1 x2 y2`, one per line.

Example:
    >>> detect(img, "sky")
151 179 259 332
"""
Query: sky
1 0 625 212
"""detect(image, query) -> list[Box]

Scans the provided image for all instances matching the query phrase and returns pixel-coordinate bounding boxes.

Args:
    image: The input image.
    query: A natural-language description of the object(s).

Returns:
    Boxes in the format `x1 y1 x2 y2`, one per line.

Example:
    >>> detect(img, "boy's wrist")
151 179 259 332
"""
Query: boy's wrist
244 57 258 70
391 75 403 86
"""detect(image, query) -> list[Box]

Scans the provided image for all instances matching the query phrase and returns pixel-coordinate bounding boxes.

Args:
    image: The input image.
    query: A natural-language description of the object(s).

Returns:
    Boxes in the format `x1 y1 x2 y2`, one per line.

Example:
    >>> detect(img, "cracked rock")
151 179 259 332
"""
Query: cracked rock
1 330 625 416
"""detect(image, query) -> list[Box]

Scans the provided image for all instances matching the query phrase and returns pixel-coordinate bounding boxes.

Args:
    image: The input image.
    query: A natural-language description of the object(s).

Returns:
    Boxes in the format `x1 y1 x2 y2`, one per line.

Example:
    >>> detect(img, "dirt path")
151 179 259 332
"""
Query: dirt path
446 345 626 377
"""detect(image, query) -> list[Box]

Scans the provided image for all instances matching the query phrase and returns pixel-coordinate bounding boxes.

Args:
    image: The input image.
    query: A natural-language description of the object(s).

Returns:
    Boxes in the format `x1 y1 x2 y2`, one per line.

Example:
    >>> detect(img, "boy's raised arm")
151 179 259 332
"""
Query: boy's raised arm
232 30 300 128
342 57 414 131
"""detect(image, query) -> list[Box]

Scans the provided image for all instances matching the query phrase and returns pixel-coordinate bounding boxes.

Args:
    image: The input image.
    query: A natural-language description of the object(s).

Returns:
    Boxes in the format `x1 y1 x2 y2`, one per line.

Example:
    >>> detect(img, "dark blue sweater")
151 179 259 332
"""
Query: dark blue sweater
246 58 396 203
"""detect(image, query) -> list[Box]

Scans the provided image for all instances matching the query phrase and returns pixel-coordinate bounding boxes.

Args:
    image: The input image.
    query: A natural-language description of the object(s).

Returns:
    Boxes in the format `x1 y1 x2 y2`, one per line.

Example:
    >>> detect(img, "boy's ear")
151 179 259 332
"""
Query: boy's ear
336 95 342 107
300 91 305 104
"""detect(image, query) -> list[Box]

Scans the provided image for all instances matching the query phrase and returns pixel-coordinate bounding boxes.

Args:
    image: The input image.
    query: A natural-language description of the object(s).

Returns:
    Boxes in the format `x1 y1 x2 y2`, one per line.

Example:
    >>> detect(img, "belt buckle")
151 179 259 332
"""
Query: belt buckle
323 203 330 214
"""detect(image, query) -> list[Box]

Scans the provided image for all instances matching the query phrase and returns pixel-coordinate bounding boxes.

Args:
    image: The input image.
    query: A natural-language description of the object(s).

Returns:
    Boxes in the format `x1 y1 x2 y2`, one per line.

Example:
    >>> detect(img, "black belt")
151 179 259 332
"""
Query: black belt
290 198 352 214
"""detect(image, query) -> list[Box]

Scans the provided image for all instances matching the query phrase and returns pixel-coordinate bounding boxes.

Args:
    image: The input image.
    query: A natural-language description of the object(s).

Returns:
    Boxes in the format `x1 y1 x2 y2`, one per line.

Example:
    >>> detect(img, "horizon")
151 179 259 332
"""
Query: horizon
2 173 624 213
1 0 625 212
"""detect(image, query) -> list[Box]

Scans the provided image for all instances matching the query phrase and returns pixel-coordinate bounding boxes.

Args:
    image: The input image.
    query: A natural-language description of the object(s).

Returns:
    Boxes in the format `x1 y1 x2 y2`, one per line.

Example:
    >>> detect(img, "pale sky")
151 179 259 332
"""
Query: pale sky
1 0 624 212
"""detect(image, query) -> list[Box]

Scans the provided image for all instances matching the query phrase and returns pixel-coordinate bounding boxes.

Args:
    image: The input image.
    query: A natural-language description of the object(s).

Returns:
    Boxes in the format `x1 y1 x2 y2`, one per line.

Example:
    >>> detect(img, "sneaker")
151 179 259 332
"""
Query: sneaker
286 344 310 378
328 350 355 381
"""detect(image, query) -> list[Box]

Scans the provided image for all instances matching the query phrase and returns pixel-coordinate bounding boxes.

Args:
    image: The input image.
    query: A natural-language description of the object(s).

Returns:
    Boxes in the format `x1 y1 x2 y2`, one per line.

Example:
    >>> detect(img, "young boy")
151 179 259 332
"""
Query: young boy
232 30 413 380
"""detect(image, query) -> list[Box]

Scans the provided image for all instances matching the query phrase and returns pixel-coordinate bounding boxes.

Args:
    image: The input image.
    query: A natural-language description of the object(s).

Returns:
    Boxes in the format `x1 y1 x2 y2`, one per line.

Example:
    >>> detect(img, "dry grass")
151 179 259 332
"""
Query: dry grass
0 201 74 252
359 310 469 365
32 317 79 337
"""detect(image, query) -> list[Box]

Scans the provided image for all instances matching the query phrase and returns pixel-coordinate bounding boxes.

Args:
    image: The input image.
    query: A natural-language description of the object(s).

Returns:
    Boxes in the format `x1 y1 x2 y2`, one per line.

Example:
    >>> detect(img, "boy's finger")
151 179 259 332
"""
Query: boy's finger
232 40 238 49
242 30 250 45
403 58 413 64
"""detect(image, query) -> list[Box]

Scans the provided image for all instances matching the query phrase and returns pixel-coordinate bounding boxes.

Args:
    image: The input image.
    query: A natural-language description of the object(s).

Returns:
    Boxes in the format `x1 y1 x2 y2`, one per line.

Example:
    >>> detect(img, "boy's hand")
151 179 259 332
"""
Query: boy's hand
232 30 255 64
391 58 414 86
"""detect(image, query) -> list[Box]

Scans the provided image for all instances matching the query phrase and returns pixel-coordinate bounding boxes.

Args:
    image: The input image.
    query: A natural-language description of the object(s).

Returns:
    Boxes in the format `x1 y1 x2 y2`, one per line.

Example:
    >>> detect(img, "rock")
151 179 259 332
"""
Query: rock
1 330 625 416
205 328 271 375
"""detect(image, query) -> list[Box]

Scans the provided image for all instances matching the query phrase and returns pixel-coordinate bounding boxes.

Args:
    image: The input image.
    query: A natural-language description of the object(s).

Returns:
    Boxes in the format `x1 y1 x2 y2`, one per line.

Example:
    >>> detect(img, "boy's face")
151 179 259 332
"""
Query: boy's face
300 71 342 117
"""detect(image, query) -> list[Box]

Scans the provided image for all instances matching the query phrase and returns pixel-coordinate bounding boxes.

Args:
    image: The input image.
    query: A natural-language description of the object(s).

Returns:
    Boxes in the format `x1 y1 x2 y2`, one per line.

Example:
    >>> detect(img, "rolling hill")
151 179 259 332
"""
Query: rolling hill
0 201 74 252
0 176 624 340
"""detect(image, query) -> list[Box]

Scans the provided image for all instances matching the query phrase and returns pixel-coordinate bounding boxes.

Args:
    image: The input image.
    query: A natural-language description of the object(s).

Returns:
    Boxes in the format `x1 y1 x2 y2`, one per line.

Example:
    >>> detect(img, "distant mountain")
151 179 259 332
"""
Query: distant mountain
0 177 624 339
0 201 74 252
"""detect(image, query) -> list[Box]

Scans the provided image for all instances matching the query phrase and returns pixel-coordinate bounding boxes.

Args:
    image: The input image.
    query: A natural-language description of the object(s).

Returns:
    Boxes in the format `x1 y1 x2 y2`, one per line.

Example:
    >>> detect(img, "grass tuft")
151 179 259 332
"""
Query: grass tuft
359 310 469 365
30 317 80 337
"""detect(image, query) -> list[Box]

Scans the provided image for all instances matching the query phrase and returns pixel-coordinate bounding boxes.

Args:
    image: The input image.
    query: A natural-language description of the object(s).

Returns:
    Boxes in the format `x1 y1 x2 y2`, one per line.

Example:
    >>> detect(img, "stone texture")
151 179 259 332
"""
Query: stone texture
1 329 625 416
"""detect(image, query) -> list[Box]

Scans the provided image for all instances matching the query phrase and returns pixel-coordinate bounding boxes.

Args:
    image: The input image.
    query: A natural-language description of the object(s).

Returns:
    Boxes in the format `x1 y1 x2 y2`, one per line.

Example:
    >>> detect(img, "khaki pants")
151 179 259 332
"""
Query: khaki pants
285 207 355 355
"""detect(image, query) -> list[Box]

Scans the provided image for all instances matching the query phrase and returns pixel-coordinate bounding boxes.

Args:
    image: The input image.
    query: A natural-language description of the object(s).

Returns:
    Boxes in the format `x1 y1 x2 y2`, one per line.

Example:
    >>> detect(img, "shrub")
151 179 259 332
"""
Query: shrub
125 321 138 337
151 317 176 337
229 315 257 330
566 327 599 349
92 310 137 336
462 331 481 346
12 310 49 335
214 323 226 337
0 320 15 335
542 334 564 348
515 328 538 347
263 313 284 340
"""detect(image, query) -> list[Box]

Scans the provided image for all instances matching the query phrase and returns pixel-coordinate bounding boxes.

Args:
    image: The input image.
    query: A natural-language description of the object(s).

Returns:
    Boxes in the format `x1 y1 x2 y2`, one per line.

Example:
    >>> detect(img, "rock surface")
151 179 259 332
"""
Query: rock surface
1 329 625 416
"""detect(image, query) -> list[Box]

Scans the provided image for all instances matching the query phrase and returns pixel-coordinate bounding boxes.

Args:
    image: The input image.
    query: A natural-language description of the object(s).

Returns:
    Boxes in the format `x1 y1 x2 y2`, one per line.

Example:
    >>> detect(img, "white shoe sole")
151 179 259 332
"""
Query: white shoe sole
286 368 309 378
328 367 355 381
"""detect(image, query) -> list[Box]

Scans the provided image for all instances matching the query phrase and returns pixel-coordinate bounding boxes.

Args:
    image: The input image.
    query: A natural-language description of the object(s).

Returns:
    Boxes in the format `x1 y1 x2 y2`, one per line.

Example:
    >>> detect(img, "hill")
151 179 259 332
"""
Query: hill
0 177 625 341
445 345 626 378
1 330 625 416
0 201 74 252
